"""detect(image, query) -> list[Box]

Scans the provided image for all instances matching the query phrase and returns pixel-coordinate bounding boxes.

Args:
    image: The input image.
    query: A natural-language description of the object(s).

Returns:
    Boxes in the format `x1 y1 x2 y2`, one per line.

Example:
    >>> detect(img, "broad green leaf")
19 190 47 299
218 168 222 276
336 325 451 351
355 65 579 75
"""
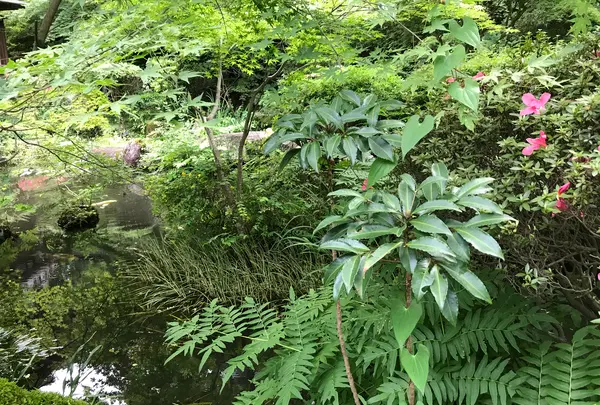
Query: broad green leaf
278 148 300 171
347 225 404 240
353 127 380 137
441 290 459 326
353 259 373 299
398 177 416 216
178 70 202 83
315 107 342 129
412 260 433 300
433 45 466 82
279 132 308 143
340 89 361 106
381 192 401 211
455 227 504 259
399 245 417 274
324 135 342 158
457 196 503 214
448 78 480 112
299 142 309 169
391 300 422 349
367 105 380 127
364 242 403 271
431 162 449 192
341 255 361 293
446 232 470 262
455 177 494 199
314 215 345 234
306 141 321 172
320 238 370 254
377 120 404 130
448 17 481 48
420 176 445 201
402 115 435 158
328 189 364 198
400 344 430 394
323 255 351 284
413 200 462 215
342 137 358 163
441 262 492 303
430 265 448 310
368 158 396 187
368 137 394 161
466 214 515 228
400 174 417 190
333 271 344 300
410 214 451 235
341 108 368 123
407 237 456 261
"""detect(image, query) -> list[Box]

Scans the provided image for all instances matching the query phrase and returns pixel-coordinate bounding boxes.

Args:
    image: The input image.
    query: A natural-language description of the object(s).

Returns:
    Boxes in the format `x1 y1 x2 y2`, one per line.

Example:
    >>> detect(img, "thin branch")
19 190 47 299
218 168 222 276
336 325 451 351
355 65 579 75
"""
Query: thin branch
336 300 361 405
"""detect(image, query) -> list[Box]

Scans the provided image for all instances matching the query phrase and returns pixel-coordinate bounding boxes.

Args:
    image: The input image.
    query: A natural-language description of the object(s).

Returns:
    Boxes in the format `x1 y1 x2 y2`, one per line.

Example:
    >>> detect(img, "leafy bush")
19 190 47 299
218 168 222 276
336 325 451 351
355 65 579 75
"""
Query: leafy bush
0 378 89 405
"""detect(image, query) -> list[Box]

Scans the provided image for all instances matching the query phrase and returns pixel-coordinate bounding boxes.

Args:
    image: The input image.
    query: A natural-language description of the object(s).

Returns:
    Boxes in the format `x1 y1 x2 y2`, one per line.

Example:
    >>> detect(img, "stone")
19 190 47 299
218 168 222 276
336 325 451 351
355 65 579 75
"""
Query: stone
123 141 142 167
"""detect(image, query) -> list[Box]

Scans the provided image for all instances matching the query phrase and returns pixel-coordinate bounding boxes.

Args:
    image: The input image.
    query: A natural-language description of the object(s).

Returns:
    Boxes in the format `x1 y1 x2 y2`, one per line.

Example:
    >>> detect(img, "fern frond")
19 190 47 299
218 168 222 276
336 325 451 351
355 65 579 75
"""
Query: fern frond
513 326 600 405
367 373 410 405
315 360 349 405
357 333 399 378
426 355 517 405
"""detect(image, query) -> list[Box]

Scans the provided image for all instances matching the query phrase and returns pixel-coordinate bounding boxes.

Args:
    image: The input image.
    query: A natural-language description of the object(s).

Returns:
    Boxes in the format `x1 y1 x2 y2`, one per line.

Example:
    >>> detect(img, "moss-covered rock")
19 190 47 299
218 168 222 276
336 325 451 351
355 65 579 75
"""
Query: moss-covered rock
57 206 99 232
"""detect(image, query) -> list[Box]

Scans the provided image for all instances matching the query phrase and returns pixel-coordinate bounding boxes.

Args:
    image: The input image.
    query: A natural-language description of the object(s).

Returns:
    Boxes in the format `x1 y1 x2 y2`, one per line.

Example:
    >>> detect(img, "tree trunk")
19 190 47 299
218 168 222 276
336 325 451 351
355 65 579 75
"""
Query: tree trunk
37 0 62 46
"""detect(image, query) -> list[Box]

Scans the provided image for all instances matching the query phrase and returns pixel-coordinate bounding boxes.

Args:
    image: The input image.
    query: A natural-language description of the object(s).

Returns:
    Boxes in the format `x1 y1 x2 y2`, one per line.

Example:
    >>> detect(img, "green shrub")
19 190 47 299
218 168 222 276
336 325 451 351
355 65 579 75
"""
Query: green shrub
0 379 89 405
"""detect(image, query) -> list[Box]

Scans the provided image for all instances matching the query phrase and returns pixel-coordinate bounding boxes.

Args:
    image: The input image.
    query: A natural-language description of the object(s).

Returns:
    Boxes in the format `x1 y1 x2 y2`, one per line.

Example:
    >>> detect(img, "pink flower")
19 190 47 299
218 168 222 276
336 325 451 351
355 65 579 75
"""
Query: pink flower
472 71 486 80
446 77 456 83
522 131 547 156
557 182 570 196
555 198 568 212
361 179 368 191
597 145 600 152
597 273 600 281
520 93 551 116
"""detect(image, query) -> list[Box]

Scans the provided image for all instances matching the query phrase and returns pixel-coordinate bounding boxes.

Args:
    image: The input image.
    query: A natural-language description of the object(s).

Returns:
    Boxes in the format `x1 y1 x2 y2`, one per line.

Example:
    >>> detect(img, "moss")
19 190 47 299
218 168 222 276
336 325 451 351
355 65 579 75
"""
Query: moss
0 378 90 405
57 206 99 232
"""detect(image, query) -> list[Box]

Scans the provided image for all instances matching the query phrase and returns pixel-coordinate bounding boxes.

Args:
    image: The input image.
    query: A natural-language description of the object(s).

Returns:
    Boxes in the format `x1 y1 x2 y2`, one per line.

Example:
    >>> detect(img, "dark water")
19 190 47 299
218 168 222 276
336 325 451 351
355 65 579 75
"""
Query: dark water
3 176 250 405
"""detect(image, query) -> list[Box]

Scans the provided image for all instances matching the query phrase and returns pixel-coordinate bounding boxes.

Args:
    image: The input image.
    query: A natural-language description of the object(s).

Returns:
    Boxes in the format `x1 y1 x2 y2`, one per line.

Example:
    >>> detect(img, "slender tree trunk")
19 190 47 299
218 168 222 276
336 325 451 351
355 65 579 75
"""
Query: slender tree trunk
336 300 361 405
405 271 415 405
37 0 62 46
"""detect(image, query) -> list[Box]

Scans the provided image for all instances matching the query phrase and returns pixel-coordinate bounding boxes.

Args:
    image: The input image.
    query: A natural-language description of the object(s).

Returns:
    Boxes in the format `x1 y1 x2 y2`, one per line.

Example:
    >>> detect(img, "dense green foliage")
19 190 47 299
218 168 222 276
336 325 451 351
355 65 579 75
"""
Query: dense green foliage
0 378 89 405
2 0 600 404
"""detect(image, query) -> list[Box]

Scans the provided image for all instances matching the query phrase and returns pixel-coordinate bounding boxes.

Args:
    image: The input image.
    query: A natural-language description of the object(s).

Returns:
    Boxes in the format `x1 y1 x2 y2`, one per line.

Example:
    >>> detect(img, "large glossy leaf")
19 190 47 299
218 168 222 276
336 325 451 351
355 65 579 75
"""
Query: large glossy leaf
367 157 396 187
341 107 368 123
455 177 494 199
401 115 435 158
340 89 361 106
431 162 449 192
381 192 401 211
441 290 459 326
306 141 321 172
433 44 466 81
420 176 445 201
364 241 403 271
455 227 504 259
353 126 380 137
399 245 418 274
341 255 361 293
400 344 430 394
347 225 404 240
263 132 281 154
448 17 481 48
342 136 358 163
412 259 433 300
324 135 342 158
430 264 448 310
391 300 422 349
441 262 492 303
320 238 370 254
377 119 404 130
315 106 342 129
398 175 416 216
407 237 456 261
413 200 462 215
411 214 451 236
466 214 515 228
448 78 480 112
457 196 502 214
333 271 344 300
314 215 347 234
329 189 364 198
279 132 308 143
368 136 394 161
278 148 300 171
446 232 470 262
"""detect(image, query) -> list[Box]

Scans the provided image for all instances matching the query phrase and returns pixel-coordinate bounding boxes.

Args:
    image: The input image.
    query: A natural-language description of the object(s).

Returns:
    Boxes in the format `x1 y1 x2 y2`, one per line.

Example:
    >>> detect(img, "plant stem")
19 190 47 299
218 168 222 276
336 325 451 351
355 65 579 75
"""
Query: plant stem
336 299 361 405
405 271 415 405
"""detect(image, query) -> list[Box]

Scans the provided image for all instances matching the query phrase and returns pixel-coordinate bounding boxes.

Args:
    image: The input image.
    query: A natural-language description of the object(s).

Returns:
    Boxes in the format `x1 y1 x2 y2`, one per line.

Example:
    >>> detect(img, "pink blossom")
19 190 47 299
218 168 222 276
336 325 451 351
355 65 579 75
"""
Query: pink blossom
557 182 570 196
361 179 368 191
522 131 547 156
446 77 456 83
597 273 600 281
597 145 600 152
520 93 551 116
555 198 568 212
472 71 486 80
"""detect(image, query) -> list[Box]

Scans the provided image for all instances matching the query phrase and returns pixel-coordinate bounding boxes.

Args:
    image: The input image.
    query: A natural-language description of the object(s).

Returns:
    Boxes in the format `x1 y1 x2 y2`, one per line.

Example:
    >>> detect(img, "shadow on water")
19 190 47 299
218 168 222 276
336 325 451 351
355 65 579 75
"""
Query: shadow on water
3 176 250 405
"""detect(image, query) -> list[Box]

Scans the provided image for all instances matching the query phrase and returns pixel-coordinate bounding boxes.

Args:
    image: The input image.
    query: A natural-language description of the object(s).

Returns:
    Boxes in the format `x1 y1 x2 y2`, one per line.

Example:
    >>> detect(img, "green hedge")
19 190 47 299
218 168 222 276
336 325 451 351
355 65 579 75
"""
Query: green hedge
0 379 89 405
